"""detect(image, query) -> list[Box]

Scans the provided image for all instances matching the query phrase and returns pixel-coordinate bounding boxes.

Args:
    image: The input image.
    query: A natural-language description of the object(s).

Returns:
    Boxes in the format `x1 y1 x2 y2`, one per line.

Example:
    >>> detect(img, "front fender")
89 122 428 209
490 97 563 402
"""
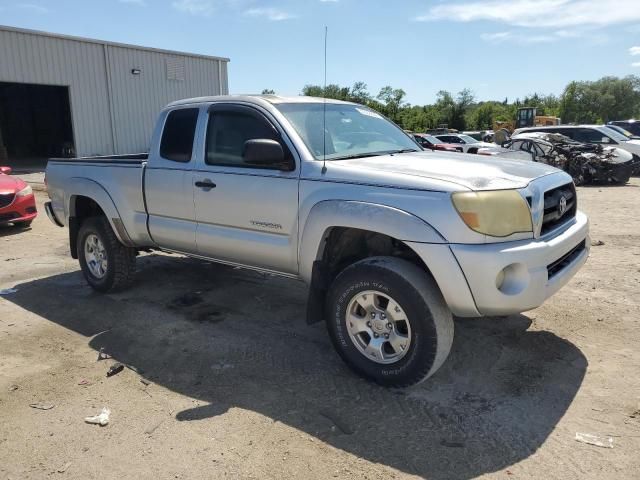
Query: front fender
298 200 445 283
66 177 134 247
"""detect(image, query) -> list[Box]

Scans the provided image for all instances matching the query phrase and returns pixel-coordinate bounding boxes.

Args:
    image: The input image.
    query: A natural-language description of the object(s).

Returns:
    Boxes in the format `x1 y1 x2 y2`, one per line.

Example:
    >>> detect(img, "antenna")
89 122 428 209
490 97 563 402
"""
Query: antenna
322 26 328 174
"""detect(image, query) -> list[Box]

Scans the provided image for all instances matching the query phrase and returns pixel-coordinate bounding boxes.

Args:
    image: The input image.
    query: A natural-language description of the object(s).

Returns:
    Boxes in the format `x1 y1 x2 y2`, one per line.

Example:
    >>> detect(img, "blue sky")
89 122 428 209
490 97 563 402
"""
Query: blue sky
1 0 639 104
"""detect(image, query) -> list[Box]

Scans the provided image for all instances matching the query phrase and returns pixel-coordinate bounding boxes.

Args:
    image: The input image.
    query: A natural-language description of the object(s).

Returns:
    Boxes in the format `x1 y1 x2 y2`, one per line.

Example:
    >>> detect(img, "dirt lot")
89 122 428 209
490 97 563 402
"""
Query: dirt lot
1 182 639 480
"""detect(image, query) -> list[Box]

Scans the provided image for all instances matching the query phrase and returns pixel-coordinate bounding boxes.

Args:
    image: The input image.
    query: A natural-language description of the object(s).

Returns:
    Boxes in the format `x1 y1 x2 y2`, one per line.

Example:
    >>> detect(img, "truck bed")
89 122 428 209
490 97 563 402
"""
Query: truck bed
48 153 148 164
46 153 153 248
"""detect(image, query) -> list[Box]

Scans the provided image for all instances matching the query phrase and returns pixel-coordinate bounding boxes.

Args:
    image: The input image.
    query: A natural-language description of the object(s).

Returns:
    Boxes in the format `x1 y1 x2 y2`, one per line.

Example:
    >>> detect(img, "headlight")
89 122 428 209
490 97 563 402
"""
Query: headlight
451 190 532 237
16 185 33 197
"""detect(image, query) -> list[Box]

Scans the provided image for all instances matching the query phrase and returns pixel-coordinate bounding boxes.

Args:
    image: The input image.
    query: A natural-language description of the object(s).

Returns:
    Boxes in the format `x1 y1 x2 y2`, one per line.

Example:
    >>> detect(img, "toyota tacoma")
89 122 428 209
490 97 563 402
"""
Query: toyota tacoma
45 95 590 387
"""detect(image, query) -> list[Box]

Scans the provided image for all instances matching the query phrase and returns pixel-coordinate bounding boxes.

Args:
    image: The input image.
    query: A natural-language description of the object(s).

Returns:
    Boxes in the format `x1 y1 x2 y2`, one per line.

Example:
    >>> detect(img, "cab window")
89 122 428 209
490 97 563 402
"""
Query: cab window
160 108 199 162
206 108 291 168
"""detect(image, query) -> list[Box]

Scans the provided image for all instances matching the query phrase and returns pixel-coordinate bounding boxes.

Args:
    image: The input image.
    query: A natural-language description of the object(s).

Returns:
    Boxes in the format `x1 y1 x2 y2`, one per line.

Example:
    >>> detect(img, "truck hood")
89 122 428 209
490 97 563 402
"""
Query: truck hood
323 151 562 191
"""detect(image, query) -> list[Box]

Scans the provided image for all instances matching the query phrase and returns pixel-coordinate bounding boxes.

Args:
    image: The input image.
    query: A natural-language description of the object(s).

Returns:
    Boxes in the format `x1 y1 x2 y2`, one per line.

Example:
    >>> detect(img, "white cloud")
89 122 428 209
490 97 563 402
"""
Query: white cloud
17 3 48 14
119 0 146 5
415 0 640 29
630 46 640 56
172 0 215 16
632 62 640 67
481 31 556 44
481 30 584 44
480 31 512 42
244 7 295 21
555 29 581 38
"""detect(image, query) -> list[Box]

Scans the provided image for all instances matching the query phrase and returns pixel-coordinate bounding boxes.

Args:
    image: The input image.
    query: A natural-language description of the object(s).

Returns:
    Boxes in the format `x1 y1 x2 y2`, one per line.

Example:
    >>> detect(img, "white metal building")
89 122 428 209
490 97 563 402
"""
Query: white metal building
0 25 229 164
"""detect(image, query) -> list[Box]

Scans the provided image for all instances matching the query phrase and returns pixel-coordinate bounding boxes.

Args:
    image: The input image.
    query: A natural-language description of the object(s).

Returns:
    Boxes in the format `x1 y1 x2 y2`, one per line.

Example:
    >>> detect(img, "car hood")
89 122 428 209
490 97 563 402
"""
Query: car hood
323 151 562 191
620 139 640 154
471 141 498 149
0 174 25 195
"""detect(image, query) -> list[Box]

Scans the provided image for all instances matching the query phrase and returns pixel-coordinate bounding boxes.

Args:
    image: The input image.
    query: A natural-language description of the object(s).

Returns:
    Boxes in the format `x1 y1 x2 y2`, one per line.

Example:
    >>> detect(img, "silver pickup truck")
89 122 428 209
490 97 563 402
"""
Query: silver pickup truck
45 95 590 387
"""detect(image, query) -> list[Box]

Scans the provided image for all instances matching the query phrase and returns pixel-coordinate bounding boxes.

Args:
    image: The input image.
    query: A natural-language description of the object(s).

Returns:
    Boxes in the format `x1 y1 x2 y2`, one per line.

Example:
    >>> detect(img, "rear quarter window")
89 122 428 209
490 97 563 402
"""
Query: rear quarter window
160 108 199 162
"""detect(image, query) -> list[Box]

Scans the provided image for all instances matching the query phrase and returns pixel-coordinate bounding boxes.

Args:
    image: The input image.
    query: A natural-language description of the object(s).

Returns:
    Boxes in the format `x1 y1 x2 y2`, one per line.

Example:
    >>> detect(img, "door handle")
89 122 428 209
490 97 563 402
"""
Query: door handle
195 180 216 189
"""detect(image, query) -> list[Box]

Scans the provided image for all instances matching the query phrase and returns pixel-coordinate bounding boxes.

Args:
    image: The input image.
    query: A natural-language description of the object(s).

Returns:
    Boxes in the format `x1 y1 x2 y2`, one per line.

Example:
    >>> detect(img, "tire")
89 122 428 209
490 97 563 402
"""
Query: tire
77 216 136 292
325 256 454 387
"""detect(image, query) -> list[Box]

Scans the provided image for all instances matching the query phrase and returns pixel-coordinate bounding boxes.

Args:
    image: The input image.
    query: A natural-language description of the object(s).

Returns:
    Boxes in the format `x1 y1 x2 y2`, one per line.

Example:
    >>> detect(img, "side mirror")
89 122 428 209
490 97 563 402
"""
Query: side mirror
0 166 12 175
601 137 611 144
242 139 292 170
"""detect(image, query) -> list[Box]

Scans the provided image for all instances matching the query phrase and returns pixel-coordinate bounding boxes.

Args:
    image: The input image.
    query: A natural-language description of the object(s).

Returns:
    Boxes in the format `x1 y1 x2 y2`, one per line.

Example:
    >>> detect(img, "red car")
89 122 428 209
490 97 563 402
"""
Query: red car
412 134 461 152
0 166 37 228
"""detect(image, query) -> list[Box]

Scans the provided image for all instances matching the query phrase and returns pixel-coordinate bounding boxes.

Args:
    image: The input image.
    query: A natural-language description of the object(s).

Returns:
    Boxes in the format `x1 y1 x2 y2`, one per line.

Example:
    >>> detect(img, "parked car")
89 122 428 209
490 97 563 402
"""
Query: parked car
605 124 640 140
434 134 498 154
513 124 640 175
463 130 494 142
412 134 459 152
505 132 634 185
45 95 589 387
608 120 640 137
0 166 37 227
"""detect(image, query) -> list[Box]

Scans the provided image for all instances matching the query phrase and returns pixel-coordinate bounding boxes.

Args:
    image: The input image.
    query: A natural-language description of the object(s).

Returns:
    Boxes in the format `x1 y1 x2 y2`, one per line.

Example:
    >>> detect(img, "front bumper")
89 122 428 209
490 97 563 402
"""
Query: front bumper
0 193 38 224
407 211 589 317
450 211 589 316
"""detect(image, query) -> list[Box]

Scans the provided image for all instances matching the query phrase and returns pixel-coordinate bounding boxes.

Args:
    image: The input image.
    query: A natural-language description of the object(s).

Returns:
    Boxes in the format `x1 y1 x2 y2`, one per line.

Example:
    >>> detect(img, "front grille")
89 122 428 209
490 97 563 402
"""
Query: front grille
0 212 19 222
0 193 15 208
547 240 586 279
541 183 576 236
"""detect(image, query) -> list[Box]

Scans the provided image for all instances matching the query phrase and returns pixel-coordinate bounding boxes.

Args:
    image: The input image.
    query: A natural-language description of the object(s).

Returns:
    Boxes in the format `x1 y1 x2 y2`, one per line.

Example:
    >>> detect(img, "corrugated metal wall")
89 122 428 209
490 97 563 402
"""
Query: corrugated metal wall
106 45 227 153
0 26 229 156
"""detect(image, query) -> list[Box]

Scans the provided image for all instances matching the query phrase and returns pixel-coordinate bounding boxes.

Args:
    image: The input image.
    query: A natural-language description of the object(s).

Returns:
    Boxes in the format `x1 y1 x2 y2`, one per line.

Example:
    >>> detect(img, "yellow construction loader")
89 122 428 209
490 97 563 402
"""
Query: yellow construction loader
493 107 561 144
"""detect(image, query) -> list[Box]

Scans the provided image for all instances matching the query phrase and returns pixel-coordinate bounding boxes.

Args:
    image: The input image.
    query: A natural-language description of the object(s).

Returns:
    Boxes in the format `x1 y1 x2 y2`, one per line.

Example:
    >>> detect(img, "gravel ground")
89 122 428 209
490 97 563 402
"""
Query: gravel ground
0 182 639 480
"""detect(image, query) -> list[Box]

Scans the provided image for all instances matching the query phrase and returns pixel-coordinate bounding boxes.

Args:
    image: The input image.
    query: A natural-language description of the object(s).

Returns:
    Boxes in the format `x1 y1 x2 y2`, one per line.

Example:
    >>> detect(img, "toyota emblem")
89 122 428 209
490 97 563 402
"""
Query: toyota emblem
558 195 567 216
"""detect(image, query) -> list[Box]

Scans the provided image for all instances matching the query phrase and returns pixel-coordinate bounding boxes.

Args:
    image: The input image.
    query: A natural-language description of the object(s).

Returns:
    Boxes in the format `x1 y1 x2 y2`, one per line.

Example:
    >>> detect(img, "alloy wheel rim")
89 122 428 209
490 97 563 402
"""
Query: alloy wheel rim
84 234 108 279
345 290 412 364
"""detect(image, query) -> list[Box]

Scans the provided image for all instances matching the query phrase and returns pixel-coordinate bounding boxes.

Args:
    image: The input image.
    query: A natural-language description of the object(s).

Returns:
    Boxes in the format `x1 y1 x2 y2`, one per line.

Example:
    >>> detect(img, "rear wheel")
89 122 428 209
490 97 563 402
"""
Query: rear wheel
325 256 454 387
77 216 136 292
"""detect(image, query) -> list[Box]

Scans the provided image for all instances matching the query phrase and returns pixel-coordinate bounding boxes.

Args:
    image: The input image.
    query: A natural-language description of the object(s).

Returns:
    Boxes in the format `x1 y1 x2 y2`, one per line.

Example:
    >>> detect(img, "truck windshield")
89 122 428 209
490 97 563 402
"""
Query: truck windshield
275 103 419 160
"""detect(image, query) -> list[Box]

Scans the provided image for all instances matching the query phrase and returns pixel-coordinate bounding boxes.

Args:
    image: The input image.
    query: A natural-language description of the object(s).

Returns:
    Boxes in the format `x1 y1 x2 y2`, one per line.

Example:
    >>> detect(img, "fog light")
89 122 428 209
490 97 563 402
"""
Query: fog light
496 263 530 295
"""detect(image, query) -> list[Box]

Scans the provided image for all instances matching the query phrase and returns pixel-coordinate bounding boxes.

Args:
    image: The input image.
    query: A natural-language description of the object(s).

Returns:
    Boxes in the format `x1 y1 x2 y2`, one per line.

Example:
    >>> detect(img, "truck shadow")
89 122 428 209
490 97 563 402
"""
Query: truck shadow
6 254 587 479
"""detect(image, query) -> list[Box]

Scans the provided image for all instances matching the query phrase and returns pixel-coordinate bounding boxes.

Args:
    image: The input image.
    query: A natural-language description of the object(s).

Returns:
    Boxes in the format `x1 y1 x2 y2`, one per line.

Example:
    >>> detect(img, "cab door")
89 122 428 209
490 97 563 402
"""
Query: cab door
145 107 200 254
193 104 300 274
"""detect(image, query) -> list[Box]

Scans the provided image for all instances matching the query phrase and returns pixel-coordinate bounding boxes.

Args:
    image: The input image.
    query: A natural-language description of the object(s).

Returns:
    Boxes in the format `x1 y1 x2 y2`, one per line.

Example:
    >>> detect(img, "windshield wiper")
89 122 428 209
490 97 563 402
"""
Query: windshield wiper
330 148 420 161
388 148 420 154
329 152 388 161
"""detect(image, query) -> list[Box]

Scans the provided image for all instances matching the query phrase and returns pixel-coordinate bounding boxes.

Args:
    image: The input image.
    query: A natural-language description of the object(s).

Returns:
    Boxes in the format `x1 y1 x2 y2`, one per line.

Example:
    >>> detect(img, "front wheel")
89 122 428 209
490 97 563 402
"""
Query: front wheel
77 216 136 292
326 257 454 387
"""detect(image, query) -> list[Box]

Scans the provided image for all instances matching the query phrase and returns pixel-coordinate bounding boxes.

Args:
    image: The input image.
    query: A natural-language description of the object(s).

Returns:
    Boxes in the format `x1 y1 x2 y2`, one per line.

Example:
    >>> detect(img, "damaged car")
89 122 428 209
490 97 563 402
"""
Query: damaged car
503 132 634 185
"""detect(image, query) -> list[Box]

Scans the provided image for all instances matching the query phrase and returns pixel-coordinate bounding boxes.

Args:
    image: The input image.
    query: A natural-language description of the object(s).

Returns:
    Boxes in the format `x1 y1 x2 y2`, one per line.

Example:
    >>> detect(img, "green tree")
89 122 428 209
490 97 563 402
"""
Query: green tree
377 86 407 122
350 81 372 104
261 89 275 95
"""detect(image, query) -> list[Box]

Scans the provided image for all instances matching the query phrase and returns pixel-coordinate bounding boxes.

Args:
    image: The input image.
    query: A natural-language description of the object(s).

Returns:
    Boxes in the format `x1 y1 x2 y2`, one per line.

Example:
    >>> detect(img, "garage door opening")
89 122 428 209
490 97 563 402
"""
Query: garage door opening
0 82 74 171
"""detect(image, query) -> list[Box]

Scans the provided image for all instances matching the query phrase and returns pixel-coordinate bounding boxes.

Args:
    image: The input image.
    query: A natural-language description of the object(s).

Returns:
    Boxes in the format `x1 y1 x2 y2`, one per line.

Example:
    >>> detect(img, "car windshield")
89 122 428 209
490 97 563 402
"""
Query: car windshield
458 134 479 144
275 103 419 160
599 126 628 142
607 125 634 138
423 135 442 144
